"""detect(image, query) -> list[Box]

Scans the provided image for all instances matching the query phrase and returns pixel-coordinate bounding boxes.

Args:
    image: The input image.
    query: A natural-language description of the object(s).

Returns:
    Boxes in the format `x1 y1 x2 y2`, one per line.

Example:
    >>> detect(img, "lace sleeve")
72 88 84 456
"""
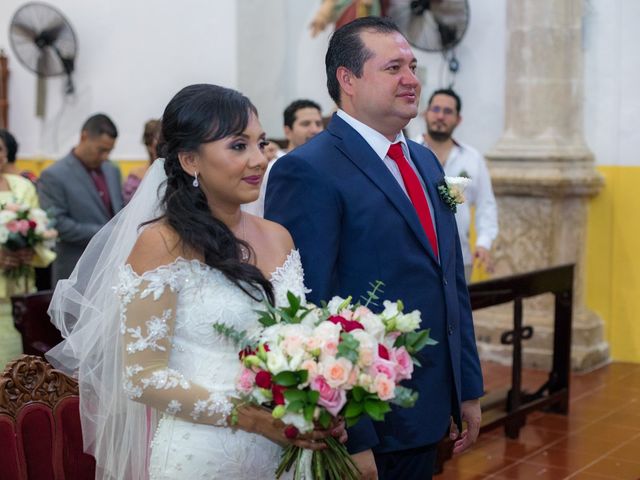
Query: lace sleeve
270 249 311 307
118 265 234 426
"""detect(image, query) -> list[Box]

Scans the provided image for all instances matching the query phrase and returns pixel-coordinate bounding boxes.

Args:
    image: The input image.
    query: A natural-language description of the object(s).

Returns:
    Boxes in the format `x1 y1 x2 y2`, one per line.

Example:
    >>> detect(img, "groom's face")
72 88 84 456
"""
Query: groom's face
349 31 421 136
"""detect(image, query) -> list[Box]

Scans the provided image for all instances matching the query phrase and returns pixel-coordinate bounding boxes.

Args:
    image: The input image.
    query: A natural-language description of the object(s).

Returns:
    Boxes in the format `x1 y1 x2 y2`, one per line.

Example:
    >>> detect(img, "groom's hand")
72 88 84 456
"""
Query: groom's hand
352 449 378 479
450 399 482 455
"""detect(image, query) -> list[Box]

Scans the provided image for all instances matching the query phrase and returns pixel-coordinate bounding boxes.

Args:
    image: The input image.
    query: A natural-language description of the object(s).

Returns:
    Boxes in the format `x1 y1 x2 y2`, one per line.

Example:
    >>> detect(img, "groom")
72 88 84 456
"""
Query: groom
265 17 483 480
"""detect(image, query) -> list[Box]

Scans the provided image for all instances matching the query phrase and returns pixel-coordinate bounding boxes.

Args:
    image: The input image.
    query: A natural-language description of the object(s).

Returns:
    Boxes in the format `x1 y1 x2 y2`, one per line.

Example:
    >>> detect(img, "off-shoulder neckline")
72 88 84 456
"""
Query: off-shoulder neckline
121 249 300 281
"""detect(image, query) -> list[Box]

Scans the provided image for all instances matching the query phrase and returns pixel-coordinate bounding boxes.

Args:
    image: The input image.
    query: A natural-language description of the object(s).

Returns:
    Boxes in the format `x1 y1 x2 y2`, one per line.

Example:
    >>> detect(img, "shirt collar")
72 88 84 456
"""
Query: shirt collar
336 109 407 160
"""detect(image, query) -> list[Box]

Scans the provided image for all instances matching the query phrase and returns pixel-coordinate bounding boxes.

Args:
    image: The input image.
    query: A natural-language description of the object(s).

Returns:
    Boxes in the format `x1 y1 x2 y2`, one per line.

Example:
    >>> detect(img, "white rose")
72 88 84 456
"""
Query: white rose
266 348 289 374
326 296 347 315
396 310 422 332
0 227 8 243
313 321 341 344
281 412 314 433
381 300 400 320
0 211 17 224
356 311 386 342
444 176 471 190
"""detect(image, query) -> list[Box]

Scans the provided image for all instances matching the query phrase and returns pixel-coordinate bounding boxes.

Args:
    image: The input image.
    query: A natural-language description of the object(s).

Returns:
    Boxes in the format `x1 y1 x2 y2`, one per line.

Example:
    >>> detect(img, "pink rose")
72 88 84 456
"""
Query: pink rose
374 374 396 401
323 358 352 388
16 219 31 235
6 220 20 233
311 376 347 416
370 357 397 382
236 367 256 394
391 347 414 381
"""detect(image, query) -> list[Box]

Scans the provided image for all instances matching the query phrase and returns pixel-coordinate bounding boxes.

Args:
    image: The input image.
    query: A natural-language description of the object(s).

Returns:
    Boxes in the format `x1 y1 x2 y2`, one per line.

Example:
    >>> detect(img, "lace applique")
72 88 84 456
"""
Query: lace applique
166 400 182 415
140 368 191 391
115 266 144 306
270 249 310 307
126 309 172 354
190 392 234 425
123 364 144 399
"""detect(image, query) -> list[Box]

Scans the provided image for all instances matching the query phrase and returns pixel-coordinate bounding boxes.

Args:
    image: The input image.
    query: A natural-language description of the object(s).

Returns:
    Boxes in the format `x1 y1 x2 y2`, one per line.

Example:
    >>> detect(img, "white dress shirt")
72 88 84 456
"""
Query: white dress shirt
415 135 498 266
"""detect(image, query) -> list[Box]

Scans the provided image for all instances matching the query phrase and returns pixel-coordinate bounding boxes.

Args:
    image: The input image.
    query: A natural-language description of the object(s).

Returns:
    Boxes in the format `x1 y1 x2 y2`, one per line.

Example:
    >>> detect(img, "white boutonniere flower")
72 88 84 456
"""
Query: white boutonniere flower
438 176 471 213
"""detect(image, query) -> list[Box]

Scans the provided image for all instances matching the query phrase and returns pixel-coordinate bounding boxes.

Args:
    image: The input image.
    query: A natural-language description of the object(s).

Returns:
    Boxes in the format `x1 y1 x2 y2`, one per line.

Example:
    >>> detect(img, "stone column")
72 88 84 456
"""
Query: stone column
477 0 608 371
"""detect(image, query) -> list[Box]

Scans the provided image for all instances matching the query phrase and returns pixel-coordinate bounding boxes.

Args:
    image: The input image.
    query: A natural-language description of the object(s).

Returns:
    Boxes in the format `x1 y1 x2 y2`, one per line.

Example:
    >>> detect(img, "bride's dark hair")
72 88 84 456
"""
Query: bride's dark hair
154 83 273 303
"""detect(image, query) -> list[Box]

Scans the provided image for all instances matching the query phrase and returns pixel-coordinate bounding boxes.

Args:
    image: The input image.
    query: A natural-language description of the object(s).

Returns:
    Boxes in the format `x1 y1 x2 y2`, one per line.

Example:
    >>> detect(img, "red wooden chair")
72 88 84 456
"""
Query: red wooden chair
11 291 63 357
0 355 95 479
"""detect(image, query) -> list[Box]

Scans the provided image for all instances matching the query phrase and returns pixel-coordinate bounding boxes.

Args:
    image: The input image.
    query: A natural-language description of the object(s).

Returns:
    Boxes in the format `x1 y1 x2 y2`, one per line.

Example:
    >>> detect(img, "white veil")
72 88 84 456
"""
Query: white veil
46 159 168 480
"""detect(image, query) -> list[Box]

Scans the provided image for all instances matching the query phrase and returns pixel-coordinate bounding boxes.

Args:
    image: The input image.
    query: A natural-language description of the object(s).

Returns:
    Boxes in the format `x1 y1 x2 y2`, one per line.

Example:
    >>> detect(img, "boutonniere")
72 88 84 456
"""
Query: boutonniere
438 176 471 213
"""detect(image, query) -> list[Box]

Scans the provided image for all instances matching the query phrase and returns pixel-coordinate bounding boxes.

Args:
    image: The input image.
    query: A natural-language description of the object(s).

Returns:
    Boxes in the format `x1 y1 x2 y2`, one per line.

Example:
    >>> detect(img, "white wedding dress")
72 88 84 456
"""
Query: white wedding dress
117 250 307 480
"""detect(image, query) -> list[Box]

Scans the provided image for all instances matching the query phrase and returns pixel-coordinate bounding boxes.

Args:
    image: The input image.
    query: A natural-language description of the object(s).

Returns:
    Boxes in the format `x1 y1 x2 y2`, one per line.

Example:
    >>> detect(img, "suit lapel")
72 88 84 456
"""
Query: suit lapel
328 116 439 266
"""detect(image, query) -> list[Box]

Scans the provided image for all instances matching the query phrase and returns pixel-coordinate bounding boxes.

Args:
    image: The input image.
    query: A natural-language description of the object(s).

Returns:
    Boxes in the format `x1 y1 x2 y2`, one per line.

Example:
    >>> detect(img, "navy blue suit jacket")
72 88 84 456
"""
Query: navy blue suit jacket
265 114 483 454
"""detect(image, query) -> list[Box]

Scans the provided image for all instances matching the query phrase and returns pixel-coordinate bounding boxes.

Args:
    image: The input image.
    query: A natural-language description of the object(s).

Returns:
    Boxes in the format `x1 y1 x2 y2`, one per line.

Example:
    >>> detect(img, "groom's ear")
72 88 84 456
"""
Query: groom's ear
336 66 356 98
177 151 198 177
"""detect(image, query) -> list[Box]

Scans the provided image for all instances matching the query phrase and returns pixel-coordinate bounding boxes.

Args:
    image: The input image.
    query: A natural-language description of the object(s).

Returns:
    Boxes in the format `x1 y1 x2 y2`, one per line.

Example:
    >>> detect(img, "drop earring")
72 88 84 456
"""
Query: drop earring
192 171 199 188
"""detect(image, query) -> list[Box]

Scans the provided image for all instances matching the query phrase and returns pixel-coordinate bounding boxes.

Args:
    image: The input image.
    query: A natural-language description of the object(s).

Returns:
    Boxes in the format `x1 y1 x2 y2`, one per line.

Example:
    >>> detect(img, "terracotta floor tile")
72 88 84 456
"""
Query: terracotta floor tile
525 447 602 471
607 439 640 463
552 435 620 455
491 461 573 479
575 422 639 441
528 414 591 434
444 449 517 476
597 412 640 431
580 457 640 479
445 363 640 480
436 468 491 479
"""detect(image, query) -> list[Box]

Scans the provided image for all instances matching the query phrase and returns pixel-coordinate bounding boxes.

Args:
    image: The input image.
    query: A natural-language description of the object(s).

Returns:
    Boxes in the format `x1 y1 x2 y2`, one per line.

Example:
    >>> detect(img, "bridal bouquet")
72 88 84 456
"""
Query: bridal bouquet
214 282 437 479
0 203 57 284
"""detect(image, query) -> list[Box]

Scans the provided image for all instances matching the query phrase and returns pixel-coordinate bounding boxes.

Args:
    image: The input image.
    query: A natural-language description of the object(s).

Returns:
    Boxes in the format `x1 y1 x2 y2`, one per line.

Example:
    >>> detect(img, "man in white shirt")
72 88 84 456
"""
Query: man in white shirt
243 99 323 216
417 88 498 281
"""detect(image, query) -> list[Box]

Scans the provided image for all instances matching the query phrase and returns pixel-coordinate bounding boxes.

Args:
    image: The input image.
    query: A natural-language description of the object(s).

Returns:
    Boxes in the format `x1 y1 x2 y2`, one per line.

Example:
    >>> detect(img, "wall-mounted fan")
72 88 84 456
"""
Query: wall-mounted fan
9 2 78 117
388 0 470 52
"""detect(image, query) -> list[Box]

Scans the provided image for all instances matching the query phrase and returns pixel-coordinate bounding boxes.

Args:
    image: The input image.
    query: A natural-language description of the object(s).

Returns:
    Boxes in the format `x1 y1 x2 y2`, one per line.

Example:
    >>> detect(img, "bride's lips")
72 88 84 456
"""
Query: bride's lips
242 175 262 186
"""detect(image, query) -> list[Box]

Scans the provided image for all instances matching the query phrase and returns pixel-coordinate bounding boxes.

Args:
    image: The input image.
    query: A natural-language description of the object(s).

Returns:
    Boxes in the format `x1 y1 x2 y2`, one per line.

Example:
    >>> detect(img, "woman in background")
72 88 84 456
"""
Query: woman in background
0 129 55 367
123 119 161 203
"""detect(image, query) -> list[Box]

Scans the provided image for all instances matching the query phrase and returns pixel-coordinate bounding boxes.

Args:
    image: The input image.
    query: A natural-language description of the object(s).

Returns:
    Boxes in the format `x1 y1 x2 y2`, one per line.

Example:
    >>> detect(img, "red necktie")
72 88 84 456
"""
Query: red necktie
387 143 439 257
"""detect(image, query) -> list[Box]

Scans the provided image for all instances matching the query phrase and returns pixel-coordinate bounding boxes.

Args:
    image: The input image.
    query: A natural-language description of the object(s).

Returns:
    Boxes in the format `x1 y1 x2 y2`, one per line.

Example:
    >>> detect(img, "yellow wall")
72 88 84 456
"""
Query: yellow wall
585 166 640 363
16 158 145 180
15 159 640 362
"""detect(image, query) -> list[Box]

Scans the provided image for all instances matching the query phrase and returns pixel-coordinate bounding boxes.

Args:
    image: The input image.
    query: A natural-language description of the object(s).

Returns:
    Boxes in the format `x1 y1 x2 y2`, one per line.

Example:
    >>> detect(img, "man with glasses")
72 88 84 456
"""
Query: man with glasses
418 88 498 281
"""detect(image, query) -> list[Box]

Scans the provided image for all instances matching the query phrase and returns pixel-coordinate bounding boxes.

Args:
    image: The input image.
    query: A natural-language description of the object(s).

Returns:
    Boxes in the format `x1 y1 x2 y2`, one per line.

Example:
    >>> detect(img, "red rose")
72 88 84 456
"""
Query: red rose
378 344 390 360
328 315 364 333
284 425 299 439
263 343 270 352
238 346 255 360
28 220 37 230
272 384 286 405
255 370 272 389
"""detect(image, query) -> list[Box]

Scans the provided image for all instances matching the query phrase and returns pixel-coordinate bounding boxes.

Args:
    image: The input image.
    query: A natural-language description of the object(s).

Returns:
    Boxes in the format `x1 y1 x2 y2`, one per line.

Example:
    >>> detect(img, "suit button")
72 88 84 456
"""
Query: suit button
443 278 448 286
448 324 454 335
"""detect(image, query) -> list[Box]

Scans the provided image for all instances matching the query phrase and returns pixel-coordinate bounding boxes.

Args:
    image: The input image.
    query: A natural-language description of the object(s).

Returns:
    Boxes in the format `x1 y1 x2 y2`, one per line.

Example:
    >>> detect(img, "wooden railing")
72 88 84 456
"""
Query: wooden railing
436 264 574 472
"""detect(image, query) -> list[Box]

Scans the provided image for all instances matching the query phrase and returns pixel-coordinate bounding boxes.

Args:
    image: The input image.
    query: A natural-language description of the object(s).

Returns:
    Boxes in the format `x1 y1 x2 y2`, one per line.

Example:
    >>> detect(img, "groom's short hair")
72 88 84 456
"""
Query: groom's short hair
325 16 402 106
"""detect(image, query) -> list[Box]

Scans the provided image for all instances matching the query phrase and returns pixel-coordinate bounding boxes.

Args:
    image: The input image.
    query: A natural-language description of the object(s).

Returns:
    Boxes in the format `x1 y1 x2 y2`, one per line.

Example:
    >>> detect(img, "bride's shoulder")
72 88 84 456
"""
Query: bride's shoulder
246 214 295 271
249 215 294 252
126 222 189 276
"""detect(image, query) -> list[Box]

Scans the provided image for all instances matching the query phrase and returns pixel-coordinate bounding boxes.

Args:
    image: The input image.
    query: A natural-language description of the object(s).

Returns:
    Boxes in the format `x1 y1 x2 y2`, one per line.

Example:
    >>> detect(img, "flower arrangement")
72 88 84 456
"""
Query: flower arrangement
214 282 438 479
0 203 57 286
438 176 471 213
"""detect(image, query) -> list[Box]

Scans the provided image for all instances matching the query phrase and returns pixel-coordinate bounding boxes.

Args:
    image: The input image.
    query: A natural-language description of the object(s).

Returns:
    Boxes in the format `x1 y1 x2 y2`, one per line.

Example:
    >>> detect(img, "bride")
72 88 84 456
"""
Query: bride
46 84 346 479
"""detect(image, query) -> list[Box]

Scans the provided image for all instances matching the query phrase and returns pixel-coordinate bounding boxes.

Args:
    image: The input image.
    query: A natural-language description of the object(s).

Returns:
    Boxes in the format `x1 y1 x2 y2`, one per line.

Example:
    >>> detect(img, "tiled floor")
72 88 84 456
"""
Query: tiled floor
438 362 640 479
